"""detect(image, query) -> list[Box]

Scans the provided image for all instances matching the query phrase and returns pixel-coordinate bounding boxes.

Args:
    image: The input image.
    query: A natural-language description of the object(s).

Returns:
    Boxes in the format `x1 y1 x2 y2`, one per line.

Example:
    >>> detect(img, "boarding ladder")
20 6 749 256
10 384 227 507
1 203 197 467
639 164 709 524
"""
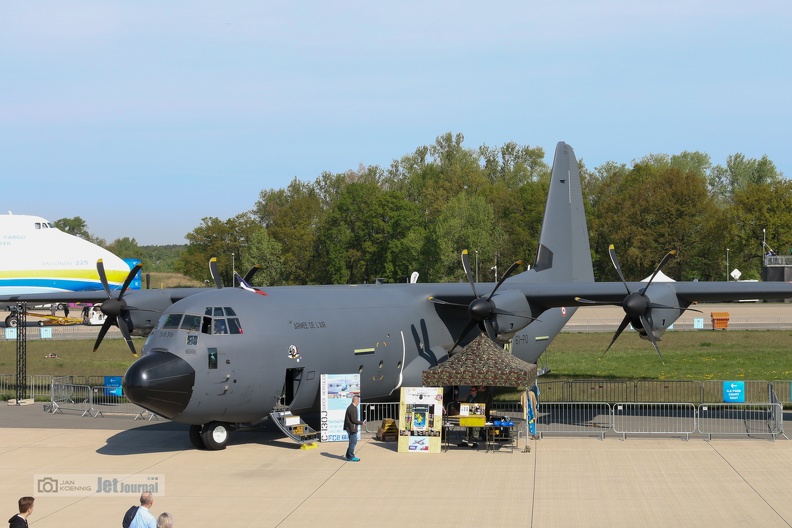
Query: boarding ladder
269 406 320 447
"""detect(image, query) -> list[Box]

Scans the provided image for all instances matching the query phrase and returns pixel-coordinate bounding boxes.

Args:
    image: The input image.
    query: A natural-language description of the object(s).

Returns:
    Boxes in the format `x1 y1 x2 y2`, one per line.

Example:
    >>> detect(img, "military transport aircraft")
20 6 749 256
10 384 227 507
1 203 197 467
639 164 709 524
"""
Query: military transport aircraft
4 142 792 450
116 142 792 450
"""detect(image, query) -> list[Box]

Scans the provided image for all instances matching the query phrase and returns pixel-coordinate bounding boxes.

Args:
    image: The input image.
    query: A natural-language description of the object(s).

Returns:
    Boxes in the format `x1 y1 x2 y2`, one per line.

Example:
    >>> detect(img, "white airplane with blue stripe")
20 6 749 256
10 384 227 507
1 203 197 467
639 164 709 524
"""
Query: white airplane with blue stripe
0 213 131 294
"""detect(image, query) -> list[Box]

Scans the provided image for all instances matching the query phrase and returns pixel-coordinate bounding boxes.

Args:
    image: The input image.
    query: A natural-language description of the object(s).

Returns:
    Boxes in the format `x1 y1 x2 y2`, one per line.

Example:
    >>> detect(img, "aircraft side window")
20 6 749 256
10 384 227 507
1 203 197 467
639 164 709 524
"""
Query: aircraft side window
208 348 218 369
163 314 183 329
224 307 237 316
213 307 224 317
205 307 213 316
213 319 228 335
227 317 242 334
35 223 41 229
181 315 201 331
201 316 212 334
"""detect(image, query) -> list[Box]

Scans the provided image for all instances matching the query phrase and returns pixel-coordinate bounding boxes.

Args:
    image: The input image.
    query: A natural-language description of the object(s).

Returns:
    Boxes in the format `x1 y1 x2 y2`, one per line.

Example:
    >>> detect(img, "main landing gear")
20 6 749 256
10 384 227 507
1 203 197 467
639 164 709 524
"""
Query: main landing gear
189 421 233 450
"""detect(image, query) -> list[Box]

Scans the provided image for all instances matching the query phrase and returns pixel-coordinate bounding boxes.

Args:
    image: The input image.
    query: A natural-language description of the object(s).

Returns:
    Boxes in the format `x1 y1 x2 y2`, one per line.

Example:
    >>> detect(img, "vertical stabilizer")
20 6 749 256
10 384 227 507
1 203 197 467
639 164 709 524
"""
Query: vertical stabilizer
530 142 594 282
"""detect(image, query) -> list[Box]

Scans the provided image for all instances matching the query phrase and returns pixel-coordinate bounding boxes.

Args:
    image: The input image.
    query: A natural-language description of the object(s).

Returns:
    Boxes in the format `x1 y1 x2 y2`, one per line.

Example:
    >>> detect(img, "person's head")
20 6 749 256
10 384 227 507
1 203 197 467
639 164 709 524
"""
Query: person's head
18 497 34 515
140 491 154 508
157 512 174 528
351 395 360 406
469 386 477 394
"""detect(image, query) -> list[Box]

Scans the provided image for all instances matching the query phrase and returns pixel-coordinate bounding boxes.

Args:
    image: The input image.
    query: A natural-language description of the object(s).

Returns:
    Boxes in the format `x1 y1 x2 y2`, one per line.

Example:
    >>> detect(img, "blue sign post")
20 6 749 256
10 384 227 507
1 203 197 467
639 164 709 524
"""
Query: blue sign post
723 381 745 403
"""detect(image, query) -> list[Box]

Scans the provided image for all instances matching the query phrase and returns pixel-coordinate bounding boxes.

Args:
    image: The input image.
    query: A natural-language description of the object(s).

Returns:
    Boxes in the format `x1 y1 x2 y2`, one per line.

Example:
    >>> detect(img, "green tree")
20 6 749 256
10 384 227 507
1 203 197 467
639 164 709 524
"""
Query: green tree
106 237 141 259
240 229 283 286
178 213 261 286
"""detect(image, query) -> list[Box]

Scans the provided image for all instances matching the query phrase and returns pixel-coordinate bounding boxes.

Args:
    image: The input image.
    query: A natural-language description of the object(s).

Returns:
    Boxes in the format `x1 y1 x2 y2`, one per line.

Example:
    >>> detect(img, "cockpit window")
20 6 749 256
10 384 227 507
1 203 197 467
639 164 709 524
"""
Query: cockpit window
227 318 243 334
35 223 42 229
200 307 244 335
213 319 228 334
181 315 201 331
163 314 183 329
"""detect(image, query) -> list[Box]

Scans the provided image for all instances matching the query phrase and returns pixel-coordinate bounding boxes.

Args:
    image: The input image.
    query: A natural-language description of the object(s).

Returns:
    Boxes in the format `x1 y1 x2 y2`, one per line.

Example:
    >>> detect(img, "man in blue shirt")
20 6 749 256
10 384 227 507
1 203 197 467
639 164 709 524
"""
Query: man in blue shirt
129 492 157 528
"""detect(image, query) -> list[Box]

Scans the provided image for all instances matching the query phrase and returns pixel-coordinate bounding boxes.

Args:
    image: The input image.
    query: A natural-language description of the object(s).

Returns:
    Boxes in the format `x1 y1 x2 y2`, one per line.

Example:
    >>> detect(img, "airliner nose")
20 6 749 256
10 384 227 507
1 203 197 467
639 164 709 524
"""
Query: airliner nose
123 351 195 419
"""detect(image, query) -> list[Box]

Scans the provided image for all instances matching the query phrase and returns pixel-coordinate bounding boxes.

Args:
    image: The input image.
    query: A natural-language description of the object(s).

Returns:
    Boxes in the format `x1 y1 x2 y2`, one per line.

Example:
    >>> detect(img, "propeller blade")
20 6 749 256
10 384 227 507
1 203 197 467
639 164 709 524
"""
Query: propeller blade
461 250 478 298
96 259 112 297
116 316 138 356
487 260 523 300
93 319 113 352
427 296 468 308
449 319 480 354
490 308 538 321
243 265 262 284
642 250 677 292
647 302 702 314
209 258 223 289
639 315 664 363
118 263 143 298
483 319 497 341
608 245 632 294
603 316 632 357
575 296 619 306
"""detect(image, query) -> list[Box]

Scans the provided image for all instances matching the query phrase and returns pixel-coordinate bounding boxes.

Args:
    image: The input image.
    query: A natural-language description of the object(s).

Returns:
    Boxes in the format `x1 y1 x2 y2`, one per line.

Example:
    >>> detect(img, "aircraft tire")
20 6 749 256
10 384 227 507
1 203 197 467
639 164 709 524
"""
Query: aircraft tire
5 315 17 327
201 421 229 450
189 425 207 450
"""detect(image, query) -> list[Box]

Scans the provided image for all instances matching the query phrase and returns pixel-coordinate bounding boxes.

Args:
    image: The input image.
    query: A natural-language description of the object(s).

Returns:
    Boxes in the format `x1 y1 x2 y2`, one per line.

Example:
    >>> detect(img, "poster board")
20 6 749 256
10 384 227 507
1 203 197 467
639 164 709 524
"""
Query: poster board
320 374 360 442
397 387 443 453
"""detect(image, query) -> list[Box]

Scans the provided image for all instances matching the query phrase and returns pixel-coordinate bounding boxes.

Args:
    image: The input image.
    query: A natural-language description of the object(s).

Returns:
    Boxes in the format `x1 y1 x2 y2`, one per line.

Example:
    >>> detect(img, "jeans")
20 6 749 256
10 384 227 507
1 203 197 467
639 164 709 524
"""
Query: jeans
346 431 358 459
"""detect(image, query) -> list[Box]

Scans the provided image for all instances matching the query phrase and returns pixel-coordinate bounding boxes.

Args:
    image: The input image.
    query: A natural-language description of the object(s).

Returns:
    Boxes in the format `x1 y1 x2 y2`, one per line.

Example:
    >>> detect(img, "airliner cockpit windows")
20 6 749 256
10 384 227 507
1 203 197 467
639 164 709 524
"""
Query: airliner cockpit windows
163 314 183 329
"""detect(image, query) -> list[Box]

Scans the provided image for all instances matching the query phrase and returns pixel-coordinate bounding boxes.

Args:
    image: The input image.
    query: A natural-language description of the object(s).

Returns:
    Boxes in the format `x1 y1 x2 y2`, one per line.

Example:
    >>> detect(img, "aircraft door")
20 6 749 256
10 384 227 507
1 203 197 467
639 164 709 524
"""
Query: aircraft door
281 368 303 407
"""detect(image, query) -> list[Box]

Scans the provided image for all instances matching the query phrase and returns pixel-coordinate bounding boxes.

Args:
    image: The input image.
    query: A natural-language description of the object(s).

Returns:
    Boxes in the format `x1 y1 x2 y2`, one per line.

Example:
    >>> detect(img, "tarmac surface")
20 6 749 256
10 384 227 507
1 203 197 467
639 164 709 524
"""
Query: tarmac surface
3 303 792 527
2 403 792 528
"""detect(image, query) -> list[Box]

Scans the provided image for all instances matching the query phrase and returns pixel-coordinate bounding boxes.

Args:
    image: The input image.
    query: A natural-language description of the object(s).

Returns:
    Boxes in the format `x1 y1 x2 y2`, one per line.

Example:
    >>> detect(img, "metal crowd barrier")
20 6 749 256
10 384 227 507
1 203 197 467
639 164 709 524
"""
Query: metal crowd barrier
47 382 92 417
698 403 784 440
536 402 613 439
612 403 697 440
46 377 156 420
362 402 400 433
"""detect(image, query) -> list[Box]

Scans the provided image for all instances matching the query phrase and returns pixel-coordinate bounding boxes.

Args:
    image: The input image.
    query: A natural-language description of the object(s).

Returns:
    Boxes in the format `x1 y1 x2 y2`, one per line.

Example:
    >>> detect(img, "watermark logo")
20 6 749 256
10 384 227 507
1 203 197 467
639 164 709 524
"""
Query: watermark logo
33 474 164 497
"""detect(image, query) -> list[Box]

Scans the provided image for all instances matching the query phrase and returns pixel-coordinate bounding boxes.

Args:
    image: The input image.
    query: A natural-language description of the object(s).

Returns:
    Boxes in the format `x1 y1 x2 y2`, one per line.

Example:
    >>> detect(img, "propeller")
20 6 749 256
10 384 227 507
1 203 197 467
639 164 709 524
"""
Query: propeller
430 250 533 353
94 259 143 356
209 258 223 289
577 245 690 363
209 258 261 288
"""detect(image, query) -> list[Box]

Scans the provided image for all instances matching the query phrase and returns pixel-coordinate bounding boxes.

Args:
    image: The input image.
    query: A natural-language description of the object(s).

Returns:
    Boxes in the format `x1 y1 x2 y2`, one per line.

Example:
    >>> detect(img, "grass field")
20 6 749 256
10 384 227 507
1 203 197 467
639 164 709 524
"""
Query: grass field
2 329 791 382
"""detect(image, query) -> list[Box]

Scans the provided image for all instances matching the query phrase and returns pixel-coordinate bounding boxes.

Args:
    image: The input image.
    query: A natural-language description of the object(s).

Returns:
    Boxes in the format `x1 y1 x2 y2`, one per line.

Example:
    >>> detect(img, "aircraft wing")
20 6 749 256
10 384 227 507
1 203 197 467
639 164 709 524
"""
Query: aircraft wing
526 281 792 308
0 291 111 305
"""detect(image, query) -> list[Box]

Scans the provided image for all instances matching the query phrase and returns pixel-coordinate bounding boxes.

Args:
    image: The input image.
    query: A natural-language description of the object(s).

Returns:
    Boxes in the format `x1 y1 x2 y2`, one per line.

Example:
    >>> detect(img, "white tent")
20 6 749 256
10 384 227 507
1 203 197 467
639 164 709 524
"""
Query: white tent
641 270 675 282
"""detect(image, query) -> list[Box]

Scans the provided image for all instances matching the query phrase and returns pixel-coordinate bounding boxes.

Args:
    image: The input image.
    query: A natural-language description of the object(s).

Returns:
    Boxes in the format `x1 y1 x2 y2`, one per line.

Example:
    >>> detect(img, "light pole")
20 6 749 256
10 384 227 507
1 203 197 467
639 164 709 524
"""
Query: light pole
491 265 498 282
232 252 235 287
475 250 479 283
726 248 729 281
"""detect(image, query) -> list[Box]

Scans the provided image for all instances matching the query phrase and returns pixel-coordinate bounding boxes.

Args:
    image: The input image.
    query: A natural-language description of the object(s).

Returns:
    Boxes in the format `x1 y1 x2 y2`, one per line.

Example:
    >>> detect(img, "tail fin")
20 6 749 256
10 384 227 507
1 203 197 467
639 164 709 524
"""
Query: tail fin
529 142 594 282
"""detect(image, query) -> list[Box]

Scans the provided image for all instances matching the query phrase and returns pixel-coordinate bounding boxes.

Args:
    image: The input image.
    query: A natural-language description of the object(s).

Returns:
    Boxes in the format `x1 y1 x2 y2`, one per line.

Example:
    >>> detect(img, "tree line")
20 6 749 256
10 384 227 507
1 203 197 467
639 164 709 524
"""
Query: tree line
58 132 788 286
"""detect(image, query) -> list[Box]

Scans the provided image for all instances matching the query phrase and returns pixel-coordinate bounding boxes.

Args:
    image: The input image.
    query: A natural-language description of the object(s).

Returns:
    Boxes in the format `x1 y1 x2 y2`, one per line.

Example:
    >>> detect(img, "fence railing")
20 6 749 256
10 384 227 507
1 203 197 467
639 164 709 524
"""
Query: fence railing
46 378 156 420
537 380 792 405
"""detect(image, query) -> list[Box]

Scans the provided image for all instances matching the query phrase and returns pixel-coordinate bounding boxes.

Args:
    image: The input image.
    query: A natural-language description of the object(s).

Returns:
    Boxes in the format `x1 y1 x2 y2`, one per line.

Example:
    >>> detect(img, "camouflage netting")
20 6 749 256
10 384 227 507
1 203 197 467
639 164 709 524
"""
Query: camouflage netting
421 333 537 388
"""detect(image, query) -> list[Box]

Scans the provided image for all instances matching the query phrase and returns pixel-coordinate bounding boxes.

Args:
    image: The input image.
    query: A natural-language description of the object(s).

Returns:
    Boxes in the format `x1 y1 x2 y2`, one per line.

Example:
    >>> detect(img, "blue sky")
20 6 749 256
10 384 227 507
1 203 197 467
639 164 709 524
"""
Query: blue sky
2 1 790 245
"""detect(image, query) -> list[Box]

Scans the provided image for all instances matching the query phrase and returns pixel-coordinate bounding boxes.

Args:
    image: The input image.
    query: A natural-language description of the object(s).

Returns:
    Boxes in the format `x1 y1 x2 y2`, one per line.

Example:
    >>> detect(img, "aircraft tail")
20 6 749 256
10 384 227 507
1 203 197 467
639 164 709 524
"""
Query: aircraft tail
526 141 594 283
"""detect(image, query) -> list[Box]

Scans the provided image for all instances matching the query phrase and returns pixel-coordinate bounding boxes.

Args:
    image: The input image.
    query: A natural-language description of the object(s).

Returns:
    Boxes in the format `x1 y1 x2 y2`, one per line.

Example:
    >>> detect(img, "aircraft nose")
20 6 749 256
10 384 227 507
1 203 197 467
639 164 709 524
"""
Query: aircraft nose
123 351 195 419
